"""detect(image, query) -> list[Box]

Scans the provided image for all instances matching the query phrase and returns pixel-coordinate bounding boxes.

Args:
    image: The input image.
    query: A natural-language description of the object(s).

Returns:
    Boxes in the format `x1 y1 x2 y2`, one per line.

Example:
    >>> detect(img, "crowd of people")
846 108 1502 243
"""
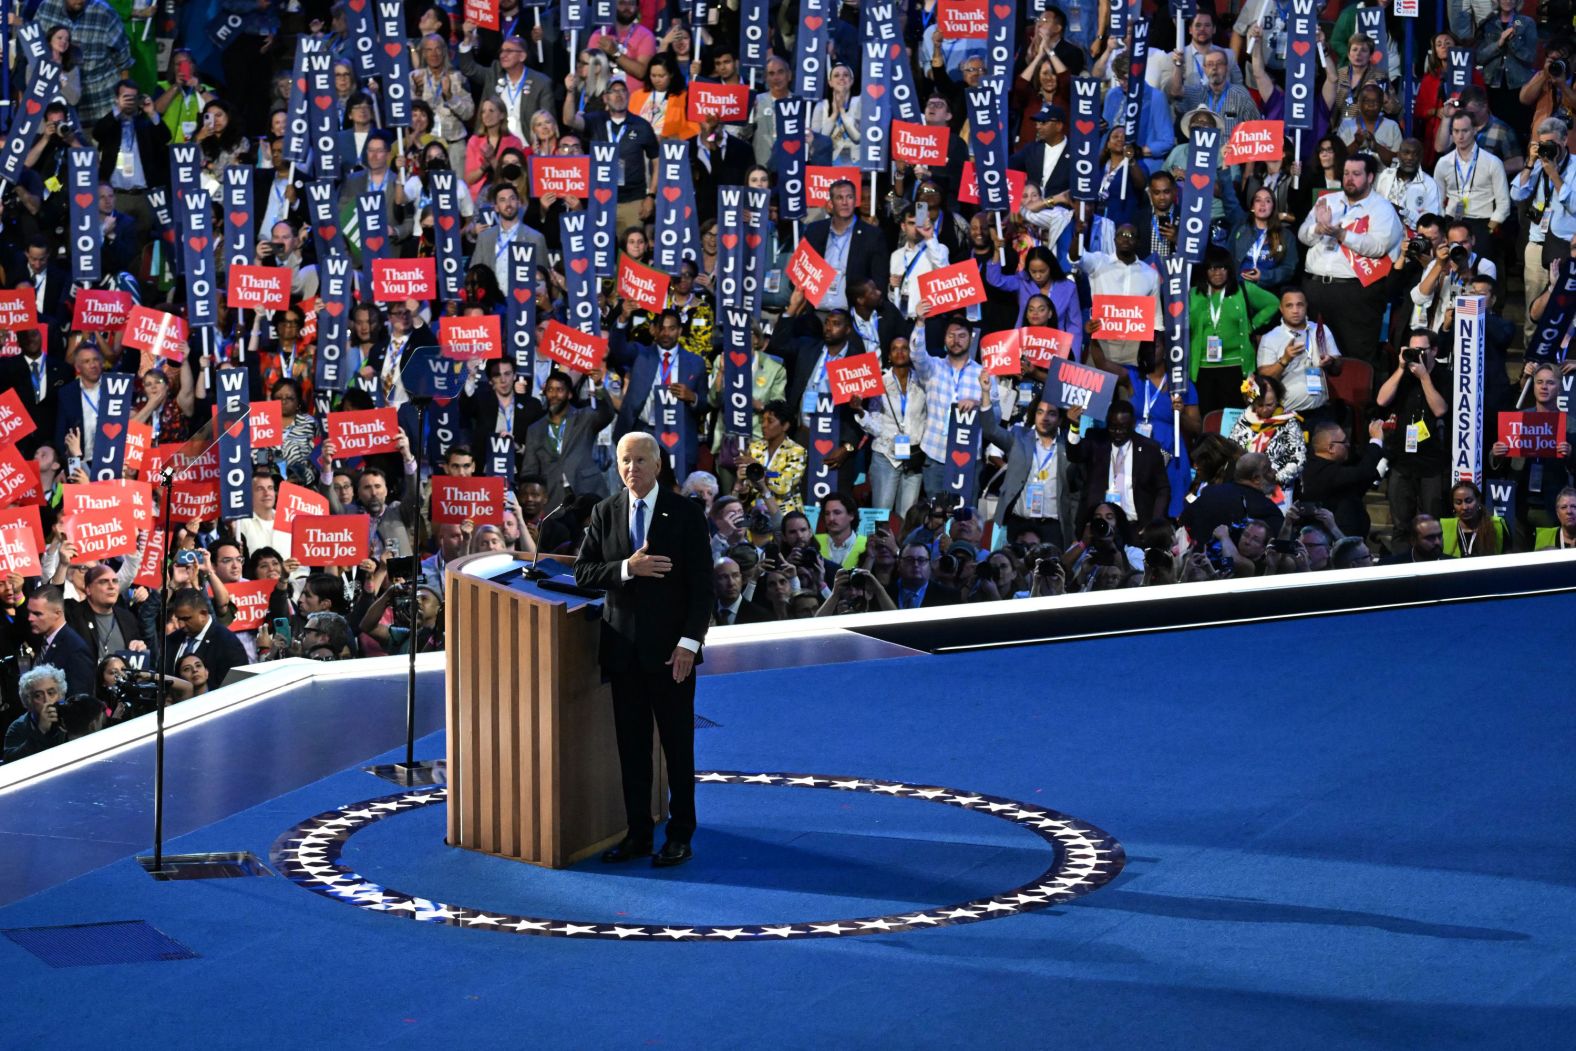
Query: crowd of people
5 0 1576 763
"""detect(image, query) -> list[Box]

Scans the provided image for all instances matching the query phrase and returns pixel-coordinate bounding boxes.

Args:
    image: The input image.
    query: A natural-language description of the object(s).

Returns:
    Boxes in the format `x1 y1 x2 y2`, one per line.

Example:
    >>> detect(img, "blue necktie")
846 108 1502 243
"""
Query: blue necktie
631 498 646 550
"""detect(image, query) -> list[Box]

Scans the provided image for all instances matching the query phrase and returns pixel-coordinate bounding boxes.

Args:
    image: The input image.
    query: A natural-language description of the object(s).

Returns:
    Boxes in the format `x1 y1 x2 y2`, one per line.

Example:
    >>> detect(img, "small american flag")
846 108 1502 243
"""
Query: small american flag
1455 297 1482 317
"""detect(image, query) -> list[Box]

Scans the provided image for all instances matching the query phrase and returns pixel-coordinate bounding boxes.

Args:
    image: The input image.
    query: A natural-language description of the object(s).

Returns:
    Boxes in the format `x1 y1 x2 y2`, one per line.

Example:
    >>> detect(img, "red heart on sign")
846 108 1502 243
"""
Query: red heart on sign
1168 300 1184 318
974 130 995 146
319 225 337 241
347 0 364 9
24 99 41 116
570 258 589 274
728 352 748 367
867 84 885 99
721 234 738 250
74 193 93 209
512 288 530 303
384 42 402 58
746 233 762 249
683 206 692 219
296 77 307 92
188 237 208 253
314 95 333 110
782 139 801 155
662 186 682 202
226 419 246 438
437 215 455 230
1189 173 1210 190
889 43 902 59
814 439 835 455
1290 40 1311 56
593 188 613 204
228 211 248 227
994 3 1011 16
364 236 384 251
950 450 971 467
803 15 823 30
101 423 123 440
324 301 344 317
659 431 680 448
1075 120 1095 135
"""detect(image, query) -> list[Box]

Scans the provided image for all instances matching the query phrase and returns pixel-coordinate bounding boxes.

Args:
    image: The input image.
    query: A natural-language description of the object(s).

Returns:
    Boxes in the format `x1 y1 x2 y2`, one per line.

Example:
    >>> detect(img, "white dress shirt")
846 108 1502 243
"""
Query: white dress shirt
1296 189 1403 278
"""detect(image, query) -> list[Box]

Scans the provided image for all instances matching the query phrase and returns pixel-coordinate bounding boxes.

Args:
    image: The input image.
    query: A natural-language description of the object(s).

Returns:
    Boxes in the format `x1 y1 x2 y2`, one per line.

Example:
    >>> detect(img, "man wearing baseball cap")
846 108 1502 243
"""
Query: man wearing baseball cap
1010 104 1071 200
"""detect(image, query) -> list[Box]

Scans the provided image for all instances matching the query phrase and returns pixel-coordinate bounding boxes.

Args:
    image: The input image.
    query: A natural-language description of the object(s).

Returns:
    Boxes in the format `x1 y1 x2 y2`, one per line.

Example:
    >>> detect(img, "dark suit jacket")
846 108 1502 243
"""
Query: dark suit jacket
26 265 70 322
690 133 755 219
765 322 864 449
1067 430 1172 528
804 216 891 297
1009 139 1071 201
0 352 70 456
1301 445 1385 540
886 578 962 608
91 112 171 186
1179 480 1286 542
521 390 617 505
163 618 249 688
467 388 547 452
606 336 710 470
35 624 96 700
574 487 713 674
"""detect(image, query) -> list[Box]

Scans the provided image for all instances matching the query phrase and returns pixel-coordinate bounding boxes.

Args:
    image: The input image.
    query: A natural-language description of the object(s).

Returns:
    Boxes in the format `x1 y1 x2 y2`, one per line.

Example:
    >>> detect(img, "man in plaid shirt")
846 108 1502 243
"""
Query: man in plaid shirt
909 315 993 499
32 0 131 124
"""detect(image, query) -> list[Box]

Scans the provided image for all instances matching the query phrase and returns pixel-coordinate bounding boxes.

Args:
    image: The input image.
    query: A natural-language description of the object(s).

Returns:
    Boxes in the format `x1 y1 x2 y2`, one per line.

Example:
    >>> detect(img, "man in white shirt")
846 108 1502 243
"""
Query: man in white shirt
1070 221 1160 372
1374 138 1443 232
1409 219 1500 336
1432 112 1510 253
1298 152 1403 366
888 206 950 316
1256 288 1342 416
1511 117 1576 341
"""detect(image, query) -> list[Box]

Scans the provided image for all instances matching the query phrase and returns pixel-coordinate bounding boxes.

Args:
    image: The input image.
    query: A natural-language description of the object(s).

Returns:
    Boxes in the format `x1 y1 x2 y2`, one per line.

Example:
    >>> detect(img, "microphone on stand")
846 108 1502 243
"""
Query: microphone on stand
523 489 575 580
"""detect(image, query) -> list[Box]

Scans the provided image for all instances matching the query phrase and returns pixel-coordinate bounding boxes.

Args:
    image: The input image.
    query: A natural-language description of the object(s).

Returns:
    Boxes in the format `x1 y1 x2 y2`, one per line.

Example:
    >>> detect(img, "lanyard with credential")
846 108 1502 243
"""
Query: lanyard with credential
1207 290 1225 329
1455 146 1479 198
1033 440 1056 479
886 373 909 427
1140 380 1162 421
1250 229 1267 266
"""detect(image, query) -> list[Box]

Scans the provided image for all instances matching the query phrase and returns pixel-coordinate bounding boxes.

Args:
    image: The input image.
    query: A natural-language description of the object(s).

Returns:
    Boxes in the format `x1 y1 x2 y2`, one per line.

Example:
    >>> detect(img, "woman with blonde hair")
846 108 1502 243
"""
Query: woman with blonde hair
527 109 560 156
562 50 615 128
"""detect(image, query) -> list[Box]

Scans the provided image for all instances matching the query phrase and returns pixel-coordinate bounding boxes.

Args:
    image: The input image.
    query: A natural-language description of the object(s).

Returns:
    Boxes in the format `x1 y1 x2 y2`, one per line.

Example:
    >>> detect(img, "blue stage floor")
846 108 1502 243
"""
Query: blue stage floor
2 596 1573 1048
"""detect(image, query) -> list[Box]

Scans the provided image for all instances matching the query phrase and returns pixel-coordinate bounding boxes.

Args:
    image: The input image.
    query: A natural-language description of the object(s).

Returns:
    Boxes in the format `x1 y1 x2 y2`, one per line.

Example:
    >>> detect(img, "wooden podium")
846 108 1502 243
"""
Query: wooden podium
444 552 665 868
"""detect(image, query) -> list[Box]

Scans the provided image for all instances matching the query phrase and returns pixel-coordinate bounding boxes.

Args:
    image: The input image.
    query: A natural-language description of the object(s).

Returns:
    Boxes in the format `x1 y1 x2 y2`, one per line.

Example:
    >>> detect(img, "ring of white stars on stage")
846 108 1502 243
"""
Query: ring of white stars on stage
267 771 1125 942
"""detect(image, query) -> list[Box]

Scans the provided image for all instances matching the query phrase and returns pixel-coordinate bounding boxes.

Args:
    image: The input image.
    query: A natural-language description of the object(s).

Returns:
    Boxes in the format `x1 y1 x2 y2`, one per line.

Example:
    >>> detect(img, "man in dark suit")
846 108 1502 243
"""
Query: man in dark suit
766 304 865 491
92 80 171 240
1066 399 1172 529
163 588 249 689
521 369 616 506
981 399 1080 549
607 307 710 480
691 120 755 218
711 556 774 625
888 542 963 609
24 587 96 700
1009 104 1071 202
804 179 891 312
0 329 70 457
20 237 69 324
467 358 546 455
574 432 713 867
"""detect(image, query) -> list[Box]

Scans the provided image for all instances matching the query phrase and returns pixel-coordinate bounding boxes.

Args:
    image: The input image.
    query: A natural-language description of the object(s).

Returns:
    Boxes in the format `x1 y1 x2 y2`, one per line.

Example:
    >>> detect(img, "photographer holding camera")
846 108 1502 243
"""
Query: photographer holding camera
1376 329 1451 533
1511 118 1576 339
4 667 70 763
1410 219 1496 338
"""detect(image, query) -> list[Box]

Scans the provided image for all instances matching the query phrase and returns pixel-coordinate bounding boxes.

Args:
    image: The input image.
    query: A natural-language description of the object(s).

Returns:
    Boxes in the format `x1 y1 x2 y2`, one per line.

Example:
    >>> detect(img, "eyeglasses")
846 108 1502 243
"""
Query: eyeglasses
899 556 930 565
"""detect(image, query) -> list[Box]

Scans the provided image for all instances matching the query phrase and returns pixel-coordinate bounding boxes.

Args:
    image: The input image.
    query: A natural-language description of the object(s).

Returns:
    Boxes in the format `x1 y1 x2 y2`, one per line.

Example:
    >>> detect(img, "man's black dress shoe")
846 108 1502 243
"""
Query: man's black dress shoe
652 840 693 867
601 838 653 863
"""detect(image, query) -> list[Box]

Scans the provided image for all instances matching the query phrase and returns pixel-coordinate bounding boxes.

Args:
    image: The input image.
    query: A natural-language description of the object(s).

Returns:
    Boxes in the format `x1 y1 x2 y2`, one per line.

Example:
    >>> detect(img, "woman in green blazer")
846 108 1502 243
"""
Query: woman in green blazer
1189 246 1281 418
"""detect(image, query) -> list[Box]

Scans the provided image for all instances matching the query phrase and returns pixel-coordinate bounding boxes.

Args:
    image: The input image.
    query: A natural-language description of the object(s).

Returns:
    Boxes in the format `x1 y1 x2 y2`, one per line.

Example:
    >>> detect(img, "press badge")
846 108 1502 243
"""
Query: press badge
1206 335 1224 364
1304 367 1325 398
118 149 135 176
801 389 819 414
892 433 912 460
1136 419 1153 437
1404 424 1420 453
181 121 197 140
1025 482 1047 517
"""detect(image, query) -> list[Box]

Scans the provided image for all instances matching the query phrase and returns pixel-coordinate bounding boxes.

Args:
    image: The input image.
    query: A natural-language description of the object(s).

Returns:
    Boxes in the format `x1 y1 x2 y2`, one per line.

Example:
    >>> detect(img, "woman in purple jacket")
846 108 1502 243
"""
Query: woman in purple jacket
983 246 1084 359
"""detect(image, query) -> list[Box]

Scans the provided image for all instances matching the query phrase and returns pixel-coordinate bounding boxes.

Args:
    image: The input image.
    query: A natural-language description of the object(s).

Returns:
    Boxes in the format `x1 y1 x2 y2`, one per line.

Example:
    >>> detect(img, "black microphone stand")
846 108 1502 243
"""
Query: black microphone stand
393 394 436 785
522 492 573 580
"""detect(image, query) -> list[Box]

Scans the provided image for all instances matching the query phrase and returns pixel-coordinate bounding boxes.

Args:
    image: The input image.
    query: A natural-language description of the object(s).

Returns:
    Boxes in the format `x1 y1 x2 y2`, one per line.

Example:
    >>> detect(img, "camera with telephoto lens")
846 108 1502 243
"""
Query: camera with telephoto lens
1089 517 1115 541
1403 346 1425 366
1448 244 1472 271
1406 236 1432 261
109 671 161 717
743 462 766 483
1551 58 1568 81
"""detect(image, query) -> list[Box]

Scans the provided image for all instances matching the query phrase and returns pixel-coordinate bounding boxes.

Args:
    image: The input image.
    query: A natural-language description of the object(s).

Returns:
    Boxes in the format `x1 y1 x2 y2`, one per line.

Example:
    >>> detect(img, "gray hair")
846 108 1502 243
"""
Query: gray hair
682 470 719 499
1537 117 1570 142
19 664 67 701
617 431 662 462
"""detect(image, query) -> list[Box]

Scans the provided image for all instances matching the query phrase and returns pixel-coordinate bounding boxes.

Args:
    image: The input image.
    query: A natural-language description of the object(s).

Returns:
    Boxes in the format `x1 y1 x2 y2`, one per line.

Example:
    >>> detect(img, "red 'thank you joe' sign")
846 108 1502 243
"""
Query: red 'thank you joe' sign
531 155 591 200
372 257 436 302
464 0 499 31
787 239 835 307
1091 294 1157 340
826 352 883 405
0 389 37 446
805 166 862 208
917 260 987 313
618 254 671 313
890 120 949 167
121 306 188 359
276 481 329 534
431 476 506 526
538 319 608 373
294 514 371 567
937 0 988 38
439 314 502 360
0 291 37 329
72 289 133 331
66 508 137 561
1222 120 1285 165
982 328 1077 373
327 407 402 457
226 579 277 631
226 264 292 310
687 82 751 123
0 511 40 577
958 162 1027 211
1498 411 1569 458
